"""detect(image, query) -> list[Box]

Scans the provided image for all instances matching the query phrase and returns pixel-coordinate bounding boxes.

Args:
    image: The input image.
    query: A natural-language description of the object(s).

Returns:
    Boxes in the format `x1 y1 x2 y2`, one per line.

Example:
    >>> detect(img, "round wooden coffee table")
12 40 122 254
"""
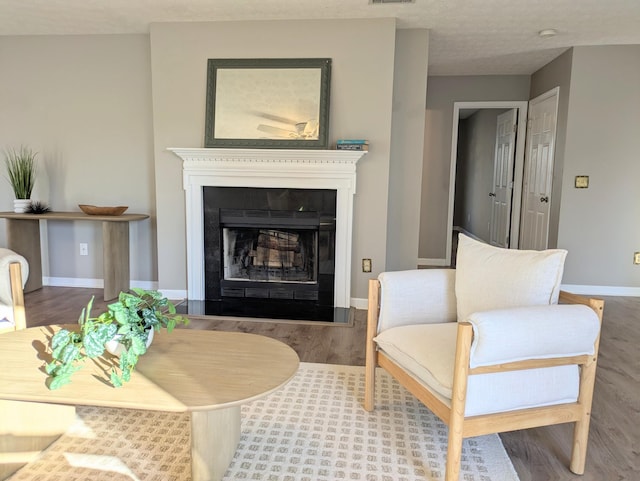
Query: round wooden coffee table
0 325 300 481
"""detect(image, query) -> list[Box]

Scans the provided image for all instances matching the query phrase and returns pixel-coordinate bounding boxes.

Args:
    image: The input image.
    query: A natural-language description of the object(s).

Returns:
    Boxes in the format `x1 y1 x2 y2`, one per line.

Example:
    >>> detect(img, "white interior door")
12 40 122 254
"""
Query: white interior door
520 88 559 250
489 109 517 247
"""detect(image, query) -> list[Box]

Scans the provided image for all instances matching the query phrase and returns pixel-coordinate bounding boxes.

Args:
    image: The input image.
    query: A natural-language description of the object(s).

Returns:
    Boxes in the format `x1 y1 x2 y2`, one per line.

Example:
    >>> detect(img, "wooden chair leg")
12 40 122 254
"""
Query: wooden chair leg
364 279 380 412
9 263 26 331
445 426 464 481
570 360 597 474
364 357 375 412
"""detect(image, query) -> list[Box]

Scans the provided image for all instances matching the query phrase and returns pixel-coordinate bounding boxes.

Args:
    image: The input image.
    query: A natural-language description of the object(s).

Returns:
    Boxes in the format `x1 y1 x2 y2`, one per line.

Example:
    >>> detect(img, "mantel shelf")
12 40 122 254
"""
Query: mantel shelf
167 147 367 165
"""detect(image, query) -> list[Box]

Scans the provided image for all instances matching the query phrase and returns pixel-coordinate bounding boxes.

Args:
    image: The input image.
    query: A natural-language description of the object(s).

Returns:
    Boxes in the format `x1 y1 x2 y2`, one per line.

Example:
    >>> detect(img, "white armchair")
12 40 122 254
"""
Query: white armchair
0 248 28 333
364 235 604 480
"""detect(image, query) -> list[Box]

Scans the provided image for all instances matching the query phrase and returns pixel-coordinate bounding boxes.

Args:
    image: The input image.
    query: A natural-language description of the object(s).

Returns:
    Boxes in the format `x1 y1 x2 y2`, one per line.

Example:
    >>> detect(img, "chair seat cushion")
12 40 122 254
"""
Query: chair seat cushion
374 323 579 416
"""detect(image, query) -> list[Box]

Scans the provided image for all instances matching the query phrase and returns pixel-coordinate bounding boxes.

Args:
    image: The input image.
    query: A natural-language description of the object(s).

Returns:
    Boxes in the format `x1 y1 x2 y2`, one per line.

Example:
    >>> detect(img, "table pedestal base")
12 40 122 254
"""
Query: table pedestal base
191 406 241 481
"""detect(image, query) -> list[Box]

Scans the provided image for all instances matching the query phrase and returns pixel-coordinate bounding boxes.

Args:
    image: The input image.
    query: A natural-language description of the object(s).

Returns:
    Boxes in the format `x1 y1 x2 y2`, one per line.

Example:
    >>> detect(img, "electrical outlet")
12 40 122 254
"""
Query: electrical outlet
362 258 372 273
80 243 88 256
634 252 640 265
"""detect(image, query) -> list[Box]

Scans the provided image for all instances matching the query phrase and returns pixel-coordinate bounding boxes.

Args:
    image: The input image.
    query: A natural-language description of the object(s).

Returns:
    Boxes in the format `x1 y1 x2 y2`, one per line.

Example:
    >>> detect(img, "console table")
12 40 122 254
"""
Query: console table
0 212 149 300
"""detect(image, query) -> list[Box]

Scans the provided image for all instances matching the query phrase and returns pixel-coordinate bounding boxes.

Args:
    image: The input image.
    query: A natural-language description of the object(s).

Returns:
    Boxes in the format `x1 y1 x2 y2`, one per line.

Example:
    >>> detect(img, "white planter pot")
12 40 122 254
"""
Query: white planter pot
13 199 31 213
105 328 154 356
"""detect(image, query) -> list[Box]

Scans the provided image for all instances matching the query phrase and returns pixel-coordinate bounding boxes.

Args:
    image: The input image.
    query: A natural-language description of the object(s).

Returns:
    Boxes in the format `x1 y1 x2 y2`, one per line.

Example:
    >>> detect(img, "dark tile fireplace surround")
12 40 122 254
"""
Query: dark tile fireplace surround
182 186 348 322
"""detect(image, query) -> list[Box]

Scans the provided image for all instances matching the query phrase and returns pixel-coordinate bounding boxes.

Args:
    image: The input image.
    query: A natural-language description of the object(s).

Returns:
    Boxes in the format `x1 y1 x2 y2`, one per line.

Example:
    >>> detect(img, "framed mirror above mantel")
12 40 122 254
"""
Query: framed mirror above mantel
204 58 332 150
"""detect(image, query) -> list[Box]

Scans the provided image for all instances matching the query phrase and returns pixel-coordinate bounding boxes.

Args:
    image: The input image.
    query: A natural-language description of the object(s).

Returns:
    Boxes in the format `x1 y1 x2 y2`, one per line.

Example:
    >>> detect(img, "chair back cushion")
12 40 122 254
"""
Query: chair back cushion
455 234 566 321
378 269 457 332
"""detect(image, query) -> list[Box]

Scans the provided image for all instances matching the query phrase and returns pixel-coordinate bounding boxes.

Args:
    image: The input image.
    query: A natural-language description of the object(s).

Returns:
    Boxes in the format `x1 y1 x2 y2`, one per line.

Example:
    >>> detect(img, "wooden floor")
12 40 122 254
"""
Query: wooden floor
23 287 639 480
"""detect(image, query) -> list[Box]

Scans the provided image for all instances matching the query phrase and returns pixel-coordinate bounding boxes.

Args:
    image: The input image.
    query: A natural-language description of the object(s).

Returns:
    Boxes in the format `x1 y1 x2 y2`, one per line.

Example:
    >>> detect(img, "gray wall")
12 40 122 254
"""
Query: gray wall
556 45 640 287
454 109 506 241
149 19 398 299
529 48 573 249
419 75 531 260
0 20 430 302
386 29 429 271
3 34 635 293
0 35 156 283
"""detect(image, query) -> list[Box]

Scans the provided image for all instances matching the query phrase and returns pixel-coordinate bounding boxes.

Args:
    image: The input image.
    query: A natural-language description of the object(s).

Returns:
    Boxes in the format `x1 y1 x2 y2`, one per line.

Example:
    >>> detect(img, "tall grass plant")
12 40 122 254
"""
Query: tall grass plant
4 146 37 199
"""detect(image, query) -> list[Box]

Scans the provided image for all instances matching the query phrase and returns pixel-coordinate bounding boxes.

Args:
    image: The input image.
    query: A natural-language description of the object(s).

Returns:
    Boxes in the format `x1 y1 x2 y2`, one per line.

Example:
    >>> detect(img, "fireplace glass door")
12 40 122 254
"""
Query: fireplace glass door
222 227 318 284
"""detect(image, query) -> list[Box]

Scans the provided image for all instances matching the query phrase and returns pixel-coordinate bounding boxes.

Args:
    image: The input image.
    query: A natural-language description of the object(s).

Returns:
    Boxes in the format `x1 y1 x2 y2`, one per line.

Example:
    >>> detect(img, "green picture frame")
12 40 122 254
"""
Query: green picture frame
204 58 331 149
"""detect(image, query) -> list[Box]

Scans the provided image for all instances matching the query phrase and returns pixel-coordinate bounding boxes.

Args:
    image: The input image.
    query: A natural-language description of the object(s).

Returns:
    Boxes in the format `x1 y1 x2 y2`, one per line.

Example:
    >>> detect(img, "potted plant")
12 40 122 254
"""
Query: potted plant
46 288 189 389
3 145 38 213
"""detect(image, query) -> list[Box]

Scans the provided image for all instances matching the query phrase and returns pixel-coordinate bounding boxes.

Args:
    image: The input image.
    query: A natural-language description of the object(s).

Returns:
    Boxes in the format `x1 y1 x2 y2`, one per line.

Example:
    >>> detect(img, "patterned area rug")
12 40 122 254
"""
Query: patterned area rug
8 363 519 481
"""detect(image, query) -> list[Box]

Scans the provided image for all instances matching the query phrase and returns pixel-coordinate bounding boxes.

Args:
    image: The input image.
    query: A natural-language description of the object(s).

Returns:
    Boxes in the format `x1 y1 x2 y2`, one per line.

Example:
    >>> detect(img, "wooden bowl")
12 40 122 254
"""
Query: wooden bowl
79 204 128 216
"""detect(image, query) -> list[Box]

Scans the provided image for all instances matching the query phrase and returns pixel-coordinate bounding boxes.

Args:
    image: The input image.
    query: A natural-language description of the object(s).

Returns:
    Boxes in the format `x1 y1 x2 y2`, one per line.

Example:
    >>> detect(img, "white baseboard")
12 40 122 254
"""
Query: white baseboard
561 284 640 297
417 258 448 267
44 277 103 288
158 289 188 300
43 277 158 291
350 297 368 310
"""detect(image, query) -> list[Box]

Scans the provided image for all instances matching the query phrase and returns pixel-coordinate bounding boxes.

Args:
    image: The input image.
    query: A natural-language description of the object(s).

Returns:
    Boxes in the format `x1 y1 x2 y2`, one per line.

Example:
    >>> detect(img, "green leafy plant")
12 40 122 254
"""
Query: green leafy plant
3 146 37 199
46 288 189 390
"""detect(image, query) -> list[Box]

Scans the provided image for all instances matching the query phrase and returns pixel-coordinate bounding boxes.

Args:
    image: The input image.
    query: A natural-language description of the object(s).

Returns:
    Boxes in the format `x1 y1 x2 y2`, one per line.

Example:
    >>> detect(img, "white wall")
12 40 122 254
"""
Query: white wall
0 35 156 283
149 19 397 300
557 45 640 289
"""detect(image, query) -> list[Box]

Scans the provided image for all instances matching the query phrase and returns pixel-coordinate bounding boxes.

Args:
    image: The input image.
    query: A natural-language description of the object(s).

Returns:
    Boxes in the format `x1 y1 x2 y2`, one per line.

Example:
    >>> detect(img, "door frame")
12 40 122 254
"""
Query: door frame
446 101 528 265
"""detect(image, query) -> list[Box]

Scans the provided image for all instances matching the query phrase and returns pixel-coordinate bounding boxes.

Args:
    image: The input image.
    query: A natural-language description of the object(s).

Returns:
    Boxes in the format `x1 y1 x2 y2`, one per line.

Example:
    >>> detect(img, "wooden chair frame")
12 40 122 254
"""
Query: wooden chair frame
364 279 604 480
0 262 26 333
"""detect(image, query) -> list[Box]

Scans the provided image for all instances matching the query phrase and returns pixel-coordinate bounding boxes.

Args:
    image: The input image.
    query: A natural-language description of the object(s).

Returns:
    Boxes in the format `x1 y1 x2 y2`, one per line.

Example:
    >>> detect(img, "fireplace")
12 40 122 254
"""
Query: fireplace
169 148 366 321
203 187 337 308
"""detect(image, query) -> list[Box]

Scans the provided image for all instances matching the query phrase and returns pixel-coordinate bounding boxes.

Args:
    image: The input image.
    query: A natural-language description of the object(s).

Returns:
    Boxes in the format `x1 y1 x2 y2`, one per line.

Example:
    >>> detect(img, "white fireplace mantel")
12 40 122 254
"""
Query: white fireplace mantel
168 148 366 307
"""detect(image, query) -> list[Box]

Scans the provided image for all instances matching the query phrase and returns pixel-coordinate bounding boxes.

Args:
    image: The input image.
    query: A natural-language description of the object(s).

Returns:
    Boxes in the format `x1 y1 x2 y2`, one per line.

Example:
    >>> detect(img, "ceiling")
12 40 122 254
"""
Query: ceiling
1 0 639 75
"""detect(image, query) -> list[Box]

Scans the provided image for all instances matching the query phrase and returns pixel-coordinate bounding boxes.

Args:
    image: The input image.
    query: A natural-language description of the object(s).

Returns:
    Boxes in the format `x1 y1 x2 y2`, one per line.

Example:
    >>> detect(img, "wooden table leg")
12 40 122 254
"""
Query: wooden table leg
0 400 75 480
190 406 241 481
102 221 130 300
6 219 42 293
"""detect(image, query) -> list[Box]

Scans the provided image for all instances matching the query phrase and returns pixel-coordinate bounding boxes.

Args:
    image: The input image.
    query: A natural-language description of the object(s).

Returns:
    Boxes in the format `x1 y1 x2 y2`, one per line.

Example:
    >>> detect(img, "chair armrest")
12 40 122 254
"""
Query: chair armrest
467 304 601 368
0 248 29 306
377 269 457 332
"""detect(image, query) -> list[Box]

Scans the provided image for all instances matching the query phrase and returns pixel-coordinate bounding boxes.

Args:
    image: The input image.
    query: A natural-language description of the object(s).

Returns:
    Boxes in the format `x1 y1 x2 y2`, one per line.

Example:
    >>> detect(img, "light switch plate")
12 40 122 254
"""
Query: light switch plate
362 258 372 273
575 175 589 188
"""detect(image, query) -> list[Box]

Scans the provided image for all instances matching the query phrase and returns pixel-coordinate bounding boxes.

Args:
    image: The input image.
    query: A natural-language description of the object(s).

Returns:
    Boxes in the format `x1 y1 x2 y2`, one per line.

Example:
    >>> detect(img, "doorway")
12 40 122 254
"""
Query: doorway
446 101 528 265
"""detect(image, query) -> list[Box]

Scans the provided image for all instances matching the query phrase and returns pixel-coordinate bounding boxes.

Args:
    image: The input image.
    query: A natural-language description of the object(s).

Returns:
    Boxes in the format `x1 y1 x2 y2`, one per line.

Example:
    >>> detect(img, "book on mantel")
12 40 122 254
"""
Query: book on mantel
336 139 369 151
